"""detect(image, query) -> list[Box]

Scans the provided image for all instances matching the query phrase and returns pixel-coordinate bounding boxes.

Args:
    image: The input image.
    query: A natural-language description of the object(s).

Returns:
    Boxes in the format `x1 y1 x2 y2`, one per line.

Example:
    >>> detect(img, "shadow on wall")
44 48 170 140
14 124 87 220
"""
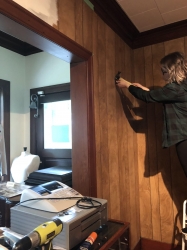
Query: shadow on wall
116 84 187 247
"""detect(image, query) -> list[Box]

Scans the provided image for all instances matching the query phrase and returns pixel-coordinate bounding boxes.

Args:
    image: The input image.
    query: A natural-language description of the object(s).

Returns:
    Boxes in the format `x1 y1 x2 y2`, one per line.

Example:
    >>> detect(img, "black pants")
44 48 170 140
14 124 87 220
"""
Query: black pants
176 139 187 177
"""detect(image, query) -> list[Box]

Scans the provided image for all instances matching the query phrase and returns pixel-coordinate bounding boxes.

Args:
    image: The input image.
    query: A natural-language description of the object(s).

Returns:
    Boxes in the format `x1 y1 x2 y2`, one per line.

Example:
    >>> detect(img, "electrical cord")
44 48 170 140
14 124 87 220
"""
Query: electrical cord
76 197 102 209
11 196 82 206
8 196 102 211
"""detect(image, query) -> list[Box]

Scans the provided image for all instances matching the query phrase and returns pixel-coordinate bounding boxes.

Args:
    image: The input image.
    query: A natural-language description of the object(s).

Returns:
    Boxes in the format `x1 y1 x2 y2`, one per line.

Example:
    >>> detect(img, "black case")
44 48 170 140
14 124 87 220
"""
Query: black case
0 195 20 227
25 166 72 187
0 196 6 227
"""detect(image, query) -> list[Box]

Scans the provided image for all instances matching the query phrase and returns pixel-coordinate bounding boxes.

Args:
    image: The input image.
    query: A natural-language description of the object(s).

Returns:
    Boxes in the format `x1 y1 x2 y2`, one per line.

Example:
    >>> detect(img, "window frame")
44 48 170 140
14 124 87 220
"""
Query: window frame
0 80 10 181
30 83 71 169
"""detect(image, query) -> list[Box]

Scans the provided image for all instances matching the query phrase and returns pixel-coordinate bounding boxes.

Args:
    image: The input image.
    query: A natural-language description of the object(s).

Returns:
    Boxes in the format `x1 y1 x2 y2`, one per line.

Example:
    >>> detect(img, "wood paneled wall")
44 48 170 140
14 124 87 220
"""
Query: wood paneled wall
57 0 187 249
21 0 187 249
133 38 187 248
58 1 140 248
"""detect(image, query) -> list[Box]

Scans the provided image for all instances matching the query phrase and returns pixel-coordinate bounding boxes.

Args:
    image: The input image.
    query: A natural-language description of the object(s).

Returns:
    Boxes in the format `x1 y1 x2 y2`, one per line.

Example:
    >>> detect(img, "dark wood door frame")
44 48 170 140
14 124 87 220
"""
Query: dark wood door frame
0 80 10 181
0 0 96 196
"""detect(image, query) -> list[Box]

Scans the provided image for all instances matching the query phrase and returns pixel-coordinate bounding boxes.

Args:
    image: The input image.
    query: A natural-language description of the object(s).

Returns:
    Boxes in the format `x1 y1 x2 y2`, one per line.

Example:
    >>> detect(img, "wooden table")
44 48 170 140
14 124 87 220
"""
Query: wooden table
0 219 130 250
86 219 130 250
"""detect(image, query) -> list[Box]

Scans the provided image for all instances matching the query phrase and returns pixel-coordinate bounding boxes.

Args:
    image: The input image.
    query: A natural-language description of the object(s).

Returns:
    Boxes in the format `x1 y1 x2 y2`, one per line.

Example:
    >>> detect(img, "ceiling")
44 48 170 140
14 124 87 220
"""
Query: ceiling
90 0 187 49
116 0 187 32
2 0 187 53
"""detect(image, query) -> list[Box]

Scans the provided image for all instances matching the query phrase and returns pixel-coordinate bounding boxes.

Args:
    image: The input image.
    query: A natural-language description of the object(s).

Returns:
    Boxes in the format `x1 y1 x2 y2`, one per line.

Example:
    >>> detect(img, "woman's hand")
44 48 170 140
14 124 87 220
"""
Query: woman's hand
133 83 150 91
116 78 150 91
116 77 132 88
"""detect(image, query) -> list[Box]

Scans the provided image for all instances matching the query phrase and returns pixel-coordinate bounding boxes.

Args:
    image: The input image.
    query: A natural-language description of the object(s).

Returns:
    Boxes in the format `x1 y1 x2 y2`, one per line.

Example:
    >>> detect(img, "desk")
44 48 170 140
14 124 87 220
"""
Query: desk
0 220 130 250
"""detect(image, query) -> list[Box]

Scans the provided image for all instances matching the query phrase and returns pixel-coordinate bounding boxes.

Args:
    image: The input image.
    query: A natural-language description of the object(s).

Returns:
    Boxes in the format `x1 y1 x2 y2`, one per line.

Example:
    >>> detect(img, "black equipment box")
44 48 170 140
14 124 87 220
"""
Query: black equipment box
25 166 72 187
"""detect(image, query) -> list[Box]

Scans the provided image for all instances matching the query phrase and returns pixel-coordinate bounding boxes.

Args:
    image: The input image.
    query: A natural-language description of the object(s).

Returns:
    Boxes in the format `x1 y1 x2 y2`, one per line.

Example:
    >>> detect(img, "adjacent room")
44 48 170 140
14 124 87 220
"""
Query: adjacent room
1 0 187 249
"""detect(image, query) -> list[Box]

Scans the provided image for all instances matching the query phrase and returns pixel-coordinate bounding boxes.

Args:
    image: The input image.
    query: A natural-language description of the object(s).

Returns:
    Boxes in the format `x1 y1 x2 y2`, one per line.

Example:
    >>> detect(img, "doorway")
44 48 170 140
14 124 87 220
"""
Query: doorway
0 0 96 196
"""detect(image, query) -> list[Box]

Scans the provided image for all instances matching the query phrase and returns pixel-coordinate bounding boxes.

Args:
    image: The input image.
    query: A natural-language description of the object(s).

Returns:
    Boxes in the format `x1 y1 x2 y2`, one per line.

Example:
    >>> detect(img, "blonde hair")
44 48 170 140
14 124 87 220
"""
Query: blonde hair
160 52 187 84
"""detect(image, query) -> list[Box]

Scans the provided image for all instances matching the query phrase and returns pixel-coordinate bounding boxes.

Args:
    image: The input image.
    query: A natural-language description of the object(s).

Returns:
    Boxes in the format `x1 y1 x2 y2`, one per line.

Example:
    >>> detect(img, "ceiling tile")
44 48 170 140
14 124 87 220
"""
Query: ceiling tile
130 8 165 32
154 0 187 14
116 0 157 16
162 6 187 24
116 0 187 32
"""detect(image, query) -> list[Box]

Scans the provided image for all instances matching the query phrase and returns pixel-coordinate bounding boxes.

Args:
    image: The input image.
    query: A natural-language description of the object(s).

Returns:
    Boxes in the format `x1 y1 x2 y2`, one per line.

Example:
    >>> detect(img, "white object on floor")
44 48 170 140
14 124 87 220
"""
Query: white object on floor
11 150 40 183
182 200 187 250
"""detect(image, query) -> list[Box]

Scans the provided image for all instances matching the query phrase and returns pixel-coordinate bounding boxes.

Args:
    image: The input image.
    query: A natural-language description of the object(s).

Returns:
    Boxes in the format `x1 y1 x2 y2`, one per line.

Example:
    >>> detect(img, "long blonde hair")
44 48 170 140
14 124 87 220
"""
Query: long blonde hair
160 52 187 84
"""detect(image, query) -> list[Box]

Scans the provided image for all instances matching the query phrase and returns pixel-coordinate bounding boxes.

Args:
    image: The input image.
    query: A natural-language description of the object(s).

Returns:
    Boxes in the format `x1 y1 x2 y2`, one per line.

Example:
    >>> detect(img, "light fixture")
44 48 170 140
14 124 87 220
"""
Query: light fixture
37 90 45 96
29 94 39 118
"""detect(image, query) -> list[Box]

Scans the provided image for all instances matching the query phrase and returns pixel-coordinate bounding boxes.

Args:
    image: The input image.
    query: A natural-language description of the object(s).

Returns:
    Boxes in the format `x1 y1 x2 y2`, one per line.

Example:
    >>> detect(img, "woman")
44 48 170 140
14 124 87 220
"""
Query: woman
116 51 187 177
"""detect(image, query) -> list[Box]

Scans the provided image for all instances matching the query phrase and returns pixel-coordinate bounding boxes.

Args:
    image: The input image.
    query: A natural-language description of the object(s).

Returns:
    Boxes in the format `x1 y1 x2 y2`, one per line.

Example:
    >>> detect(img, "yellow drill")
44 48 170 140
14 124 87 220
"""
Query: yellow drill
12 218 63 250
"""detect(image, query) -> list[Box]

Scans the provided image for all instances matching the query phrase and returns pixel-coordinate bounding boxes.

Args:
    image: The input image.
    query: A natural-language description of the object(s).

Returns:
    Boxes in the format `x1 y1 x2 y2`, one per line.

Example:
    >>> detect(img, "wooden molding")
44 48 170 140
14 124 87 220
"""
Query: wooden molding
2 0 187 55
133 19 187 49
90 0 187 49
0 30 42 56
89 0 139 48
86 57 97 196
1 0 187 53
0 0 92 62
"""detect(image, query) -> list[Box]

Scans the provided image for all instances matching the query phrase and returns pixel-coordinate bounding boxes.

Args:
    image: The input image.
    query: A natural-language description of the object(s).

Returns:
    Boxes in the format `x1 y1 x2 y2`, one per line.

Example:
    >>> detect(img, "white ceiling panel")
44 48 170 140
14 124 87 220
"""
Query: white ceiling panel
115 0 187 32
116 0 157 16
162 6 187 24
154 0 187 14
130 8 165 32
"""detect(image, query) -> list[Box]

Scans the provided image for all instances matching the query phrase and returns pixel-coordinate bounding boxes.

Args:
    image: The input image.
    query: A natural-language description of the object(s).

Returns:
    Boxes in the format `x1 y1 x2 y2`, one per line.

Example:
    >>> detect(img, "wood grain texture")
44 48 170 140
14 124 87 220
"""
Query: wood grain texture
134 48 152 239
92 13 102 199
75 0 83 46
106 25 120 220
82 2 93 52
58 0 75 41
117 41 132 226
97 17 111 213
57 1 187 248
70 62 89 195
135 40 187 247
7 0 187 249
144 46 161 241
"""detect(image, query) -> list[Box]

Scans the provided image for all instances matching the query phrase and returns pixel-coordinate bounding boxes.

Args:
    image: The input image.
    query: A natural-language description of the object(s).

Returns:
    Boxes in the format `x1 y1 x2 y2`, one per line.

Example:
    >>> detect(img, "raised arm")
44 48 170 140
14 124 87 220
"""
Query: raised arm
116 78 150 91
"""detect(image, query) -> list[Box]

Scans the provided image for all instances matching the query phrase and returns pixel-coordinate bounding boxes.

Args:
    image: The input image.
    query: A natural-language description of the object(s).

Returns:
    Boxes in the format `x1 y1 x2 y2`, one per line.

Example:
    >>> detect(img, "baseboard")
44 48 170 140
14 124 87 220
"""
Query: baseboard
141 238 184 250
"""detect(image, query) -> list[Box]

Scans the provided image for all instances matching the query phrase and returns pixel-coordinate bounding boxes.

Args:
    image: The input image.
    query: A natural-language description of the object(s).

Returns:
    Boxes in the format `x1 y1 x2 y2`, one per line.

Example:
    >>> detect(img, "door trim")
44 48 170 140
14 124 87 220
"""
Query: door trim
0 0 96 196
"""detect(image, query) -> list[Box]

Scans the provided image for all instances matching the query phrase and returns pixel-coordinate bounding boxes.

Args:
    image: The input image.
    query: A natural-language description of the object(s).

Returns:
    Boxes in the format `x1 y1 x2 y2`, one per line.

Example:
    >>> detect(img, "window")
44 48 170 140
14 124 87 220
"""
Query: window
30 83 71 169
44 100 72 149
